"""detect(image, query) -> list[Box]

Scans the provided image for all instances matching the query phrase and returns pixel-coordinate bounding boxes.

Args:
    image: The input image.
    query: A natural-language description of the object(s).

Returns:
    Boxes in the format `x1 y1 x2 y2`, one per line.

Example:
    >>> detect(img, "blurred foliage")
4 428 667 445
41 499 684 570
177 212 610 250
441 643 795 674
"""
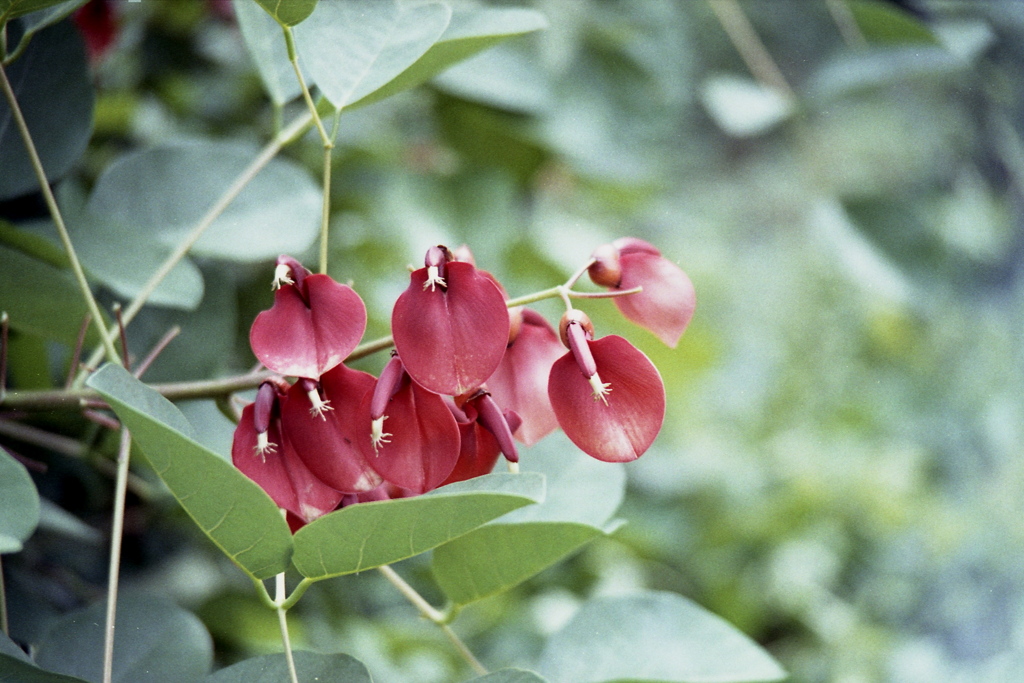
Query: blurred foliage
4 0 1024 681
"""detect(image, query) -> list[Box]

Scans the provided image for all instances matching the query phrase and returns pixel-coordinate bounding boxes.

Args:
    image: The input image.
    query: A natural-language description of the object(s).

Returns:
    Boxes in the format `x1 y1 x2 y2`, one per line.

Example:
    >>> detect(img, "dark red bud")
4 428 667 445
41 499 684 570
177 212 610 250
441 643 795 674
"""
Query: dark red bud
424 245 453 269
370 355 406 421
472 392 519 463
560 310 598 379
253 382 278 435
558 309 595 348
588 243 622 288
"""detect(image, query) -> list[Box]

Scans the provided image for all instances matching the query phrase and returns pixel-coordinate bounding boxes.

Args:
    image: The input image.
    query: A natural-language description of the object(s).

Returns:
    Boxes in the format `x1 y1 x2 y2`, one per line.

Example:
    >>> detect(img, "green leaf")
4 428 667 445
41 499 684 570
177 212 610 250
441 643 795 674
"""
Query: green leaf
0 244 101 346
0 0 72 23
0 218 69 268
360 4 549 109
86 141 320 263
253 0 317 27
34 592 213 683
294 0 451 110
58 184 204 311
0 20 93 201
537 592 787 683
7 0 88 57
0 446 41 553
806 45 963 100
467 670 548 683
204 651 372 683
433 435 625 605
0 633 31 663
291 472 544 580
87 364 293 580
847 0 939 45
0 655 91 683
234 0 303 105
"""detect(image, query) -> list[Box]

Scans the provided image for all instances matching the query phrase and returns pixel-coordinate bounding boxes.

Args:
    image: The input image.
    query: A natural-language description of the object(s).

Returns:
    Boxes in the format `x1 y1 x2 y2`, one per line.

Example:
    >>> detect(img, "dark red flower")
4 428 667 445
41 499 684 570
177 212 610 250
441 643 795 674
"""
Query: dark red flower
357 355 461 494
548 310 666 462
588 238 695 348
485 308 564 445
441 394 522 485
250 255 367 379
74 0 117 63
391 246 510 395
280 364 382 493
231 382 344 526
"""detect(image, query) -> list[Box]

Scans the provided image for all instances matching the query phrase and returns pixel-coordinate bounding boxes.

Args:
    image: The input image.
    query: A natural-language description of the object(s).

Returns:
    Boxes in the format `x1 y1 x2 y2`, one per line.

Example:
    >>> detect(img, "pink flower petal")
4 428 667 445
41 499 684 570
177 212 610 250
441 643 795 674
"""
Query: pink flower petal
614 252 695 348
250 274 367 378
281 364 382 493
485 309 564 445
442 418 502 486
232 405 343 524
357 374 461 494
392 261 509 395
548 335 666 462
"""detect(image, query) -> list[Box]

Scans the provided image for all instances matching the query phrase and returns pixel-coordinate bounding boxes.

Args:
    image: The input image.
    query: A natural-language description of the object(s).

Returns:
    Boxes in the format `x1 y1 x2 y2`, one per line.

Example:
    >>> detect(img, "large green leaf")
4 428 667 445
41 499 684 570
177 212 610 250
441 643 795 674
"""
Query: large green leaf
0 244 102 346
34 592 213 683
294 0 451 111
0 20 92 201
87 364 293 580
85 141 320 263
468 671 548 683
359 4 549 110
433 435 624 605
0 446 40 553
252 0 317 27
0 655 91 683
204 652 372 683
234 0 302 105
291 472 544 579
537 592 787 683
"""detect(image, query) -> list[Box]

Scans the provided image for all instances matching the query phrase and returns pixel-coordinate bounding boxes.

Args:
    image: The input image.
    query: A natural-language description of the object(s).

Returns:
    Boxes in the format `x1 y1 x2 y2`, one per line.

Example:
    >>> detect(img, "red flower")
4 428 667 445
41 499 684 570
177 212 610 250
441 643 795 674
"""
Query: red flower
231 382 344 527
589 238 695 348
391 246 509 395
357 355 461 494
250 255 367 379
485 308 564 445
548 310 665 462
279 364 382 493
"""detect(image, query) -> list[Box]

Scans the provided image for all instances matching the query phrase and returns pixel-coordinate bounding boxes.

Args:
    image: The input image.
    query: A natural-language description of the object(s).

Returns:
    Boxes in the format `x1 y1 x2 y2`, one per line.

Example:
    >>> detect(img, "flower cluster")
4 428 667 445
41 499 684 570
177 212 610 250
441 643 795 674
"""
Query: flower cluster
232 241 695 530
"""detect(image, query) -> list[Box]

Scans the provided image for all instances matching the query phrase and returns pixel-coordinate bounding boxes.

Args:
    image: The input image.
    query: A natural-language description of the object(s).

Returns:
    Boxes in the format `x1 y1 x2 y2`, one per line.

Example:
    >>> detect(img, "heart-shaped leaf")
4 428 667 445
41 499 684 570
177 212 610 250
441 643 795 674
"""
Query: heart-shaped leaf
291 472 544 579
34 593 212 683
204 651 372 683
537 592 787 683
87 364 293 580
0 446 40 553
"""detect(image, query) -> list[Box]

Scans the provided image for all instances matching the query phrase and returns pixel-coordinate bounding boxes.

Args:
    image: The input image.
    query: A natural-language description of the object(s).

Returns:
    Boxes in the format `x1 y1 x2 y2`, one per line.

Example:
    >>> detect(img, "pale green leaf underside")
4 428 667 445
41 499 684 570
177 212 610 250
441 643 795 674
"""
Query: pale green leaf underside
0 445 41 553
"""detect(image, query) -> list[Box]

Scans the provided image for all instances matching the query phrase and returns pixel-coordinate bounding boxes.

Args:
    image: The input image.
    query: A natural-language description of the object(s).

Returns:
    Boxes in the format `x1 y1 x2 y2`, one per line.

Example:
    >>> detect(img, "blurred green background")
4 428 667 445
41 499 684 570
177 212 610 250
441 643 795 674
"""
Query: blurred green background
6 0 1024 681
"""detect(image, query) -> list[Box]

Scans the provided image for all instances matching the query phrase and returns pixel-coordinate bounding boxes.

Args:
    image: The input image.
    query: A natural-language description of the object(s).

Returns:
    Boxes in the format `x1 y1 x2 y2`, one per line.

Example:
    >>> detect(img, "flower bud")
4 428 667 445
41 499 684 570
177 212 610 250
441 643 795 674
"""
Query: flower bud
558 308 594 350
587 242 622 288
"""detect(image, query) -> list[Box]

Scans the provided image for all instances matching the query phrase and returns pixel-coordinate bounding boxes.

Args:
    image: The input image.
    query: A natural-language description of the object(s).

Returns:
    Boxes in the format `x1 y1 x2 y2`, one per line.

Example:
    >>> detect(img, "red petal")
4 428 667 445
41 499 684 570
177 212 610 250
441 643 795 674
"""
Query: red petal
486 310 563 445
548 335 665 462
357 377 461 494
250 275 367 378
392 261 509 395
613 252 695 348
232 405 343 523
442 419 502 486
281 364 383 493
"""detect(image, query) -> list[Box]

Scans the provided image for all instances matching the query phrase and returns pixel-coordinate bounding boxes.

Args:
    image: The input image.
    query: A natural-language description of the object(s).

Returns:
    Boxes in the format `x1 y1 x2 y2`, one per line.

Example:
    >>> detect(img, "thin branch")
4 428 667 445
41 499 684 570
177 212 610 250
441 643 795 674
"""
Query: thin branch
133 326 181 379
0 63 122 365
825 0 867 49
275 573 300 683
102 428 132 683
377 565 488 676
0 556 7 637
706 0 795 99
65 314 92 388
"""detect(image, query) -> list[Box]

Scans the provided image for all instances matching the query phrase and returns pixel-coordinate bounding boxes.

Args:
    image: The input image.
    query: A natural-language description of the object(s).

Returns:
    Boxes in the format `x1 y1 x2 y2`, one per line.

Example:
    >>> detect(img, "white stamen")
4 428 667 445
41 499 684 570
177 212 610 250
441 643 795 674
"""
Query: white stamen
423 265 446 291
306 388 333 419
588 373 612 405
371 415 392 453
272 263 294 290
254 432 277 461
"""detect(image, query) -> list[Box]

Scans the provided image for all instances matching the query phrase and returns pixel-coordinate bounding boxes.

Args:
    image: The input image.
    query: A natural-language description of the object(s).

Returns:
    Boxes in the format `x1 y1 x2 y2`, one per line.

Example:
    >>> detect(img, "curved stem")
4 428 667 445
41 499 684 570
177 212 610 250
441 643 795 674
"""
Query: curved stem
377 565 488 676
102 428 132 683
275 573 300 683
75 109 316 387
283 26 332 146
0 62 121 366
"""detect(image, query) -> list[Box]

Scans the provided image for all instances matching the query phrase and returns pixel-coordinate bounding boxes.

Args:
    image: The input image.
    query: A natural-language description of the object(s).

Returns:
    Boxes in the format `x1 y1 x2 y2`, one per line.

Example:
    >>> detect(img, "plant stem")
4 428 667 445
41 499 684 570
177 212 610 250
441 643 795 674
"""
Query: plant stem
102 428 132 683
377 565 488 676
275 573 300 683
0 63 122 366
0 556 7 637
825 0 867 48
706 0 795 99
75 109 316 387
